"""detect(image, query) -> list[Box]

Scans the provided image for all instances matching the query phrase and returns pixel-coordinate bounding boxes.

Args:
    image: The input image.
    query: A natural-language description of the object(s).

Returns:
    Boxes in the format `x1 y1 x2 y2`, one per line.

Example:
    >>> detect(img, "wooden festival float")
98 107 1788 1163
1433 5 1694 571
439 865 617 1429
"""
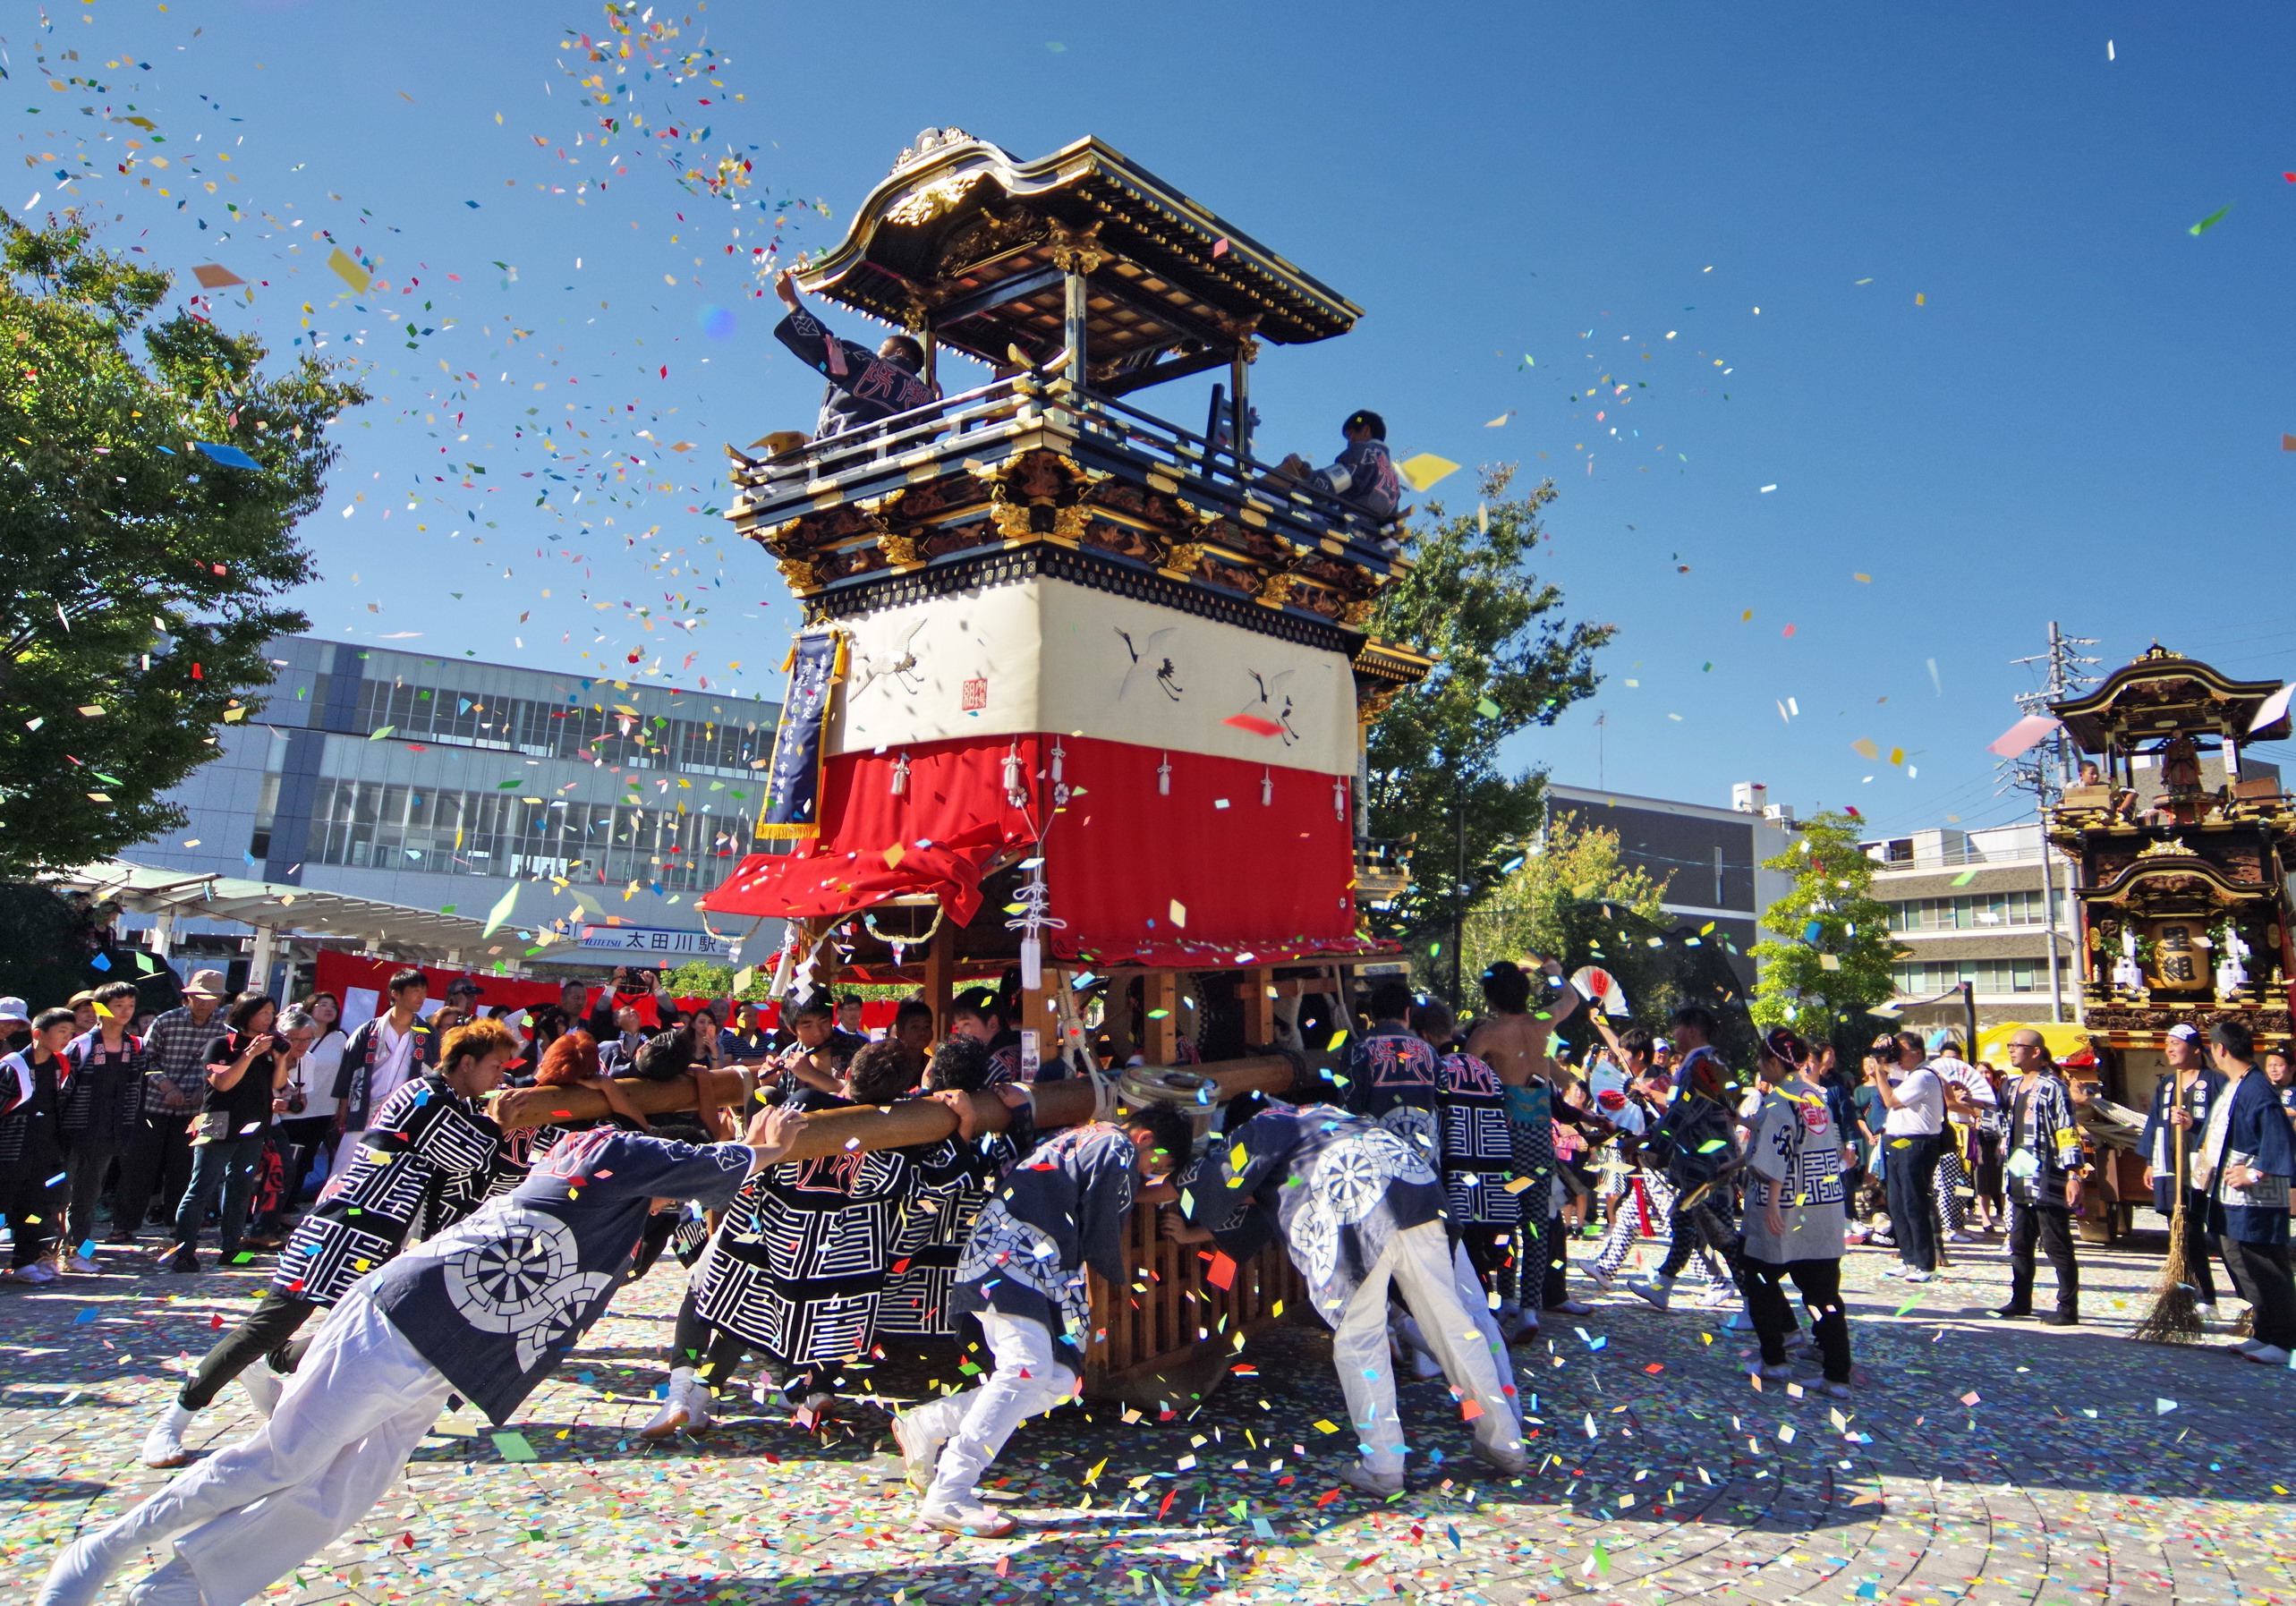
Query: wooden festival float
505 132 1434 1405
2045 645 2296 1232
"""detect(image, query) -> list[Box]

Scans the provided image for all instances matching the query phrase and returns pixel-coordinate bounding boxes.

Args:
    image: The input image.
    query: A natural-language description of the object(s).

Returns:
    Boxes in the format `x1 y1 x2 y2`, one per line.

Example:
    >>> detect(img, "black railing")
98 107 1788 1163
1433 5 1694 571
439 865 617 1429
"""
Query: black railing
732 376 1397 541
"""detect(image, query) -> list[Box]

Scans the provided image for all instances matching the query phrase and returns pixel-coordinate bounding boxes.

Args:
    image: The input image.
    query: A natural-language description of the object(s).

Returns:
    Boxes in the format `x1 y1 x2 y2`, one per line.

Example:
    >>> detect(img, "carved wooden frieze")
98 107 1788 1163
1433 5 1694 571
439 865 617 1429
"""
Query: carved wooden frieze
2086 1004 2292 1036
920 520 993 562
936 204 1050 277
1199 554 1260 595
1080 517 1162 565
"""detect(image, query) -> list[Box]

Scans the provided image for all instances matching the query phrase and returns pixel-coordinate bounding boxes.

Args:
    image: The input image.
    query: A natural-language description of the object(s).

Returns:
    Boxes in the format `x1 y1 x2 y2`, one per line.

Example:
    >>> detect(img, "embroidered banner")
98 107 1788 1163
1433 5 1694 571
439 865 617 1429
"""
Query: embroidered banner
756 631 846 841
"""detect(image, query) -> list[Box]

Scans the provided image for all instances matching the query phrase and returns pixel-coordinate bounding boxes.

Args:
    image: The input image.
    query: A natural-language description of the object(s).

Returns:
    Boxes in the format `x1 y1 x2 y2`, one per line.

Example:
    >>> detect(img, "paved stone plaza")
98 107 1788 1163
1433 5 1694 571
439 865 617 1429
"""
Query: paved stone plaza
4 1228 2290 1606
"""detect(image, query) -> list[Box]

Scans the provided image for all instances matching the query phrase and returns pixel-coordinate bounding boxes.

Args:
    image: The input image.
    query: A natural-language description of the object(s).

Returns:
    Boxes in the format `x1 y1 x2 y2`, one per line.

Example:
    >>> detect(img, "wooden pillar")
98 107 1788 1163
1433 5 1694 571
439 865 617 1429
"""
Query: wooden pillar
1144 970 1178 1066
1063 271 1088 387
1020 964 1051 1078
921 328 939 393
923 913 955 1041
813 926 846 998
1229 344 1252 463
1242 965 1275 1049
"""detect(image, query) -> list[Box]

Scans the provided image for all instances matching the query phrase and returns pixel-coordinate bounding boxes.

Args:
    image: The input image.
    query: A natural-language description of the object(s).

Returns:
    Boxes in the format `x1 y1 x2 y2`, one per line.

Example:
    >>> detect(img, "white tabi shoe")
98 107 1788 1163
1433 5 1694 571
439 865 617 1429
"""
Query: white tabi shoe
891 1410 949 1492
638 1368 697 1441
1338 1459 1406 1497
917 1500 1017 1537
140 1403 196 1469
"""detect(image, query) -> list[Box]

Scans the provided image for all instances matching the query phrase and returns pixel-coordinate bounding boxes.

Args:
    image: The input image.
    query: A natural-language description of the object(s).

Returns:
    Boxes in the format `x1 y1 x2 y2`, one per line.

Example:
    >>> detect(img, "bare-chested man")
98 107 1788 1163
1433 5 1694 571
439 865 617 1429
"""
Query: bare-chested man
1467 958 1594 1321
1466 956 1577 1090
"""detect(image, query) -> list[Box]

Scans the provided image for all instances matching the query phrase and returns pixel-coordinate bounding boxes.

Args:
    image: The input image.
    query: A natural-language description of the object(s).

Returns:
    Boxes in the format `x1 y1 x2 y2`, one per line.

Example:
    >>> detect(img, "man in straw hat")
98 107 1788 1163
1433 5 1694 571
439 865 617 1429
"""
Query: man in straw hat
113 971 228 1243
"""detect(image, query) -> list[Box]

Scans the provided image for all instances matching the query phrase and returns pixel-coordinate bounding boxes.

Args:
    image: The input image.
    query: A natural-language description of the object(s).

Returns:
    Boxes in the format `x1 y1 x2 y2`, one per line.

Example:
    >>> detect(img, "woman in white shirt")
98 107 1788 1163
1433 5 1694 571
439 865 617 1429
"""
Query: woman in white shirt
1866 1033 1945 1281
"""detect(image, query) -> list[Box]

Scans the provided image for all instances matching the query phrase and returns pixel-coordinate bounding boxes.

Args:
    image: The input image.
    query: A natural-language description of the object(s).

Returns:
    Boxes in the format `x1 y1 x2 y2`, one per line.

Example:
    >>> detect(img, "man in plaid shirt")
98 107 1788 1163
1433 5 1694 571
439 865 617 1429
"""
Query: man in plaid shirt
111 971 229 1242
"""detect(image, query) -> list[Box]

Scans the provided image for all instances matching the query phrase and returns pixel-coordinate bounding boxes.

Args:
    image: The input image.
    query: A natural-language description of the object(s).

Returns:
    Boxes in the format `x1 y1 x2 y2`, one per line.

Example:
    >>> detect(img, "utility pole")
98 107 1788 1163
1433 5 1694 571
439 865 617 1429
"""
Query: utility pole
2006 621 2101 1024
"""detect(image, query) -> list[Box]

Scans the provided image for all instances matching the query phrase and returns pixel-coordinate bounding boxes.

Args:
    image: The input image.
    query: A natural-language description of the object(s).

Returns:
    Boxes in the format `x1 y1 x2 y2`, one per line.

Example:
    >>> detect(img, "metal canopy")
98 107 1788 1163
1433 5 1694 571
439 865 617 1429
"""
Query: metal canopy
797 132 1363 388
58 861 579 968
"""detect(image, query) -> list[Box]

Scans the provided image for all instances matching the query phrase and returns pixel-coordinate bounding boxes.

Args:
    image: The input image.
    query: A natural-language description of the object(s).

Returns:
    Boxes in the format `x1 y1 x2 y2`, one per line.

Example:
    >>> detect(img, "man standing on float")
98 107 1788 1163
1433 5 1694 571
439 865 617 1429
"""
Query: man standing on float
772 269 938 439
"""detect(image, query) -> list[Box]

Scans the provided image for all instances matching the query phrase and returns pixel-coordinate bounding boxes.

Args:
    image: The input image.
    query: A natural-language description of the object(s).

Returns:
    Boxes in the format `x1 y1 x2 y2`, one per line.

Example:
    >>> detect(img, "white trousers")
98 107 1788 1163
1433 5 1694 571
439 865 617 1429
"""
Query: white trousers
1331 1220 1525 1475
38 1296 452 1606
1448 1240 1524 1430
906 1310 1076 1516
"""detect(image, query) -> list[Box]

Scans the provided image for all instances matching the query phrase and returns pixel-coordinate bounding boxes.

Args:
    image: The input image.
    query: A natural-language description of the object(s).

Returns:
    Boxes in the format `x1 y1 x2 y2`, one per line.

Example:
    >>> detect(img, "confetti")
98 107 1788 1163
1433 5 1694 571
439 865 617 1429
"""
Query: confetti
1397 453 1461 491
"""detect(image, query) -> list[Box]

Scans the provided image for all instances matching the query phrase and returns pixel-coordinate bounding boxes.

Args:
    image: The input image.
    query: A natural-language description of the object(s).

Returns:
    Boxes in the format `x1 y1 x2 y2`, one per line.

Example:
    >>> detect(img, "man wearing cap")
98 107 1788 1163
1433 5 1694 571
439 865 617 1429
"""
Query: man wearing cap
113 973 228 1243
2139 1023 2227 1315
0 996 31 1058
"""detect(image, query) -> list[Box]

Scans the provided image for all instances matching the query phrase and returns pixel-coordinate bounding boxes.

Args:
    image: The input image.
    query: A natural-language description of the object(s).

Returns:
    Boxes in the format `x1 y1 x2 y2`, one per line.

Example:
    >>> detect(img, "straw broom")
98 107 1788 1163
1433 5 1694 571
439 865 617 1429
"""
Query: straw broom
2131 1104 2203 1346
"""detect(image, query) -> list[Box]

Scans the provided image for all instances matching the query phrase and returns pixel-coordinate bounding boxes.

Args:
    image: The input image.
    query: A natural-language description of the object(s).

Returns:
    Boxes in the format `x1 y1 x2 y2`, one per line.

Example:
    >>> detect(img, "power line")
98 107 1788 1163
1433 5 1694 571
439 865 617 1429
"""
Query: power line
1997 621 2098 1024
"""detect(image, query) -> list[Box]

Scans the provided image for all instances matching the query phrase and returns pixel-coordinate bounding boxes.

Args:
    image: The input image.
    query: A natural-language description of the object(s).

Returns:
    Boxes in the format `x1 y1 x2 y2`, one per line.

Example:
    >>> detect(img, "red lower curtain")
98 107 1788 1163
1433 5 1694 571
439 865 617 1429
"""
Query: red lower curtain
701 733 1370 966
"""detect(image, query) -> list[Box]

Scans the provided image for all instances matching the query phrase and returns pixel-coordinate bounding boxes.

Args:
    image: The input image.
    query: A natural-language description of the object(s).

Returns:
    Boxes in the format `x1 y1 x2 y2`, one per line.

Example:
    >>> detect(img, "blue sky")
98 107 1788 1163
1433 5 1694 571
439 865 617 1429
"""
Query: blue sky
8 1 2295 838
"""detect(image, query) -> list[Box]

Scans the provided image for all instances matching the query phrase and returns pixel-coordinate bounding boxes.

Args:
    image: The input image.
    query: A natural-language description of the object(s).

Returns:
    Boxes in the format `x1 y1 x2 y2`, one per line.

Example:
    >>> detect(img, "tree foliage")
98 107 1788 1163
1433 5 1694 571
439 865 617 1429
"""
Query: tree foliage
1363 467 1614 973
0 211 366 877
1462 812 1671 1011
1461 811 1760 1064
0 881 118 1010
1749 811 1900 1042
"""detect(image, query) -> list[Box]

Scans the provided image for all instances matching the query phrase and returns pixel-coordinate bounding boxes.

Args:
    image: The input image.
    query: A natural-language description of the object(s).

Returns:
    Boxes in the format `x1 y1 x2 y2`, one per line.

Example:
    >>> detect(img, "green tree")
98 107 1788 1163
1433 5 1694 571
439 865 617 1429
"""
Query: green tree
0 882 140 1012
0 211 366 878
1458 811 1759 1065
1364 466 1614 996
660 959 738 1000
1462 812 1671 1018
1749 811 1899 1043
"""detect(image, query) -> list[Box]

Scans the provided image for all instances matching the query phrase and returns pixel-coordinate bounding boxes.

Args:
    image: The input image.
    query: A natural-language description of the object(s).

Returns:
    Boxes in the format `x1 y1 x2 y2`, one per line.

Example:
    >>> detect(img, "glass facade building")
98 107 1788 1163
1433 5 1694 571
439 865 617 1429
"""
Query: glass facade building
123 636 784 973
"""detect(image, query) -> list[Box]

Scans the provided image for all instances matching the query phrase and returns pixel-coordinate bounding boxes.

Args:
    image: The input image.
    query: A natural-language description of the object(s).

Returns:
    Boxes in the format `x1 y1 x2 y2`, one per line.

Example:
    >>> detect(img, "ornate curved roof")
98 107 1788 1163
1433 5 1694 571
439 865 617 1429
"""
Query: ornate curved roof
2049 643 2292 752
795 132 1362 381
